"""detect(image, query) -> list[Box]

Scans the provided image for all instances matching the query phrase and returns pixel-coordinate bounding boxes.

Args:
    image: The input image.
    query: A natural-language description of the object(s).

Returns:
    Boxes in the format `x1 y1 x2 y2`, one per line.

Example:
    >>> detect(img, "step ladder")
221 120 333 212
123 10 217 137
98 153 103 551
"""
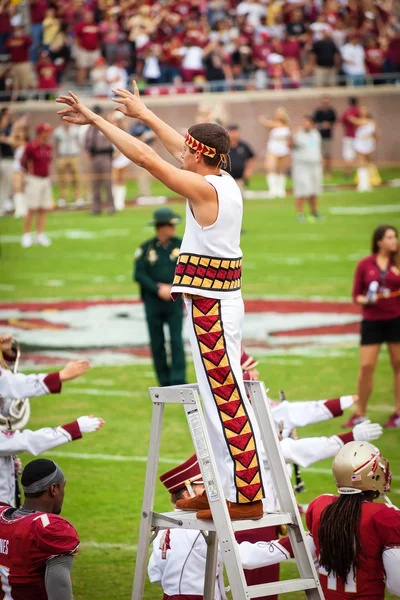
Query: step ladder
132 380 324 600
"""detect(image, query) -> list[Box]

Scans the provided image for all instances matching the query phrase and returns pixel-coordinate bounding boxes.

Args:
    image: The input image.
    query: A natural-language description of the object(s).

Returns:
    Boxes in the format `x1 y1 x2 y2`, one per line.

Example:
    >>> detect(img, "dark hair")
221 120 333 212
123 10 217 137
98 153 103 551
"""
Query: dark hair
318 494 364 583
22 458 57 498
303 114 315 123
371 225 399 263
171 489 187 504
349 97 358 107
187 123 230 167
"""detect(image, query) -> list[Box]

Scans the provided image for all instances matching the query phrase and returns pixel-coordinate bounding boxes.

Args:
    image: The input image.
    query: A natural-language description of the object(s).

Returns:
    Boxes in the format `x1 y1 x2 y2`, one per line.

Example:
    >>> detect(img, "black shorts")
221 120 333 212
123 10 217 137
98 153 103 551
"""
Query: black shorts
361 316 400 345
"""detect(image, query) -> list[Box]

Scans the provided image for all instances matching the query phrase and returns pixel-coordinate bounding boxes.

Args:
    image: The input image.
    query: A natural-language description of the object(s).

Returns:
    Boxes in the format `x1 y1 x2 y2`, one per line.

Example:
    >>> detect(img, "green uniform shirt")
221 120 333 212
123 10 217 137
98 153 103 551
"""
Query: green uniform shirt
133 236 182 299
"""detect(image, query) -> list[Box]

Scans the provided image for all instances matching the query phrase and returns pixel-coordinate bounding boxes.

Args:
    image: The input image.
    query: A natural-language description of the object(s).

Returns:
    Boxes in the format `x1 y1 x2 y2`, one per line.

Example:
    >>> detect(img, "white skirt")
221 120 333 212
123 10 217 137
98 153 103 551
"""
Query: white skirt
266 141 290 157
292 162 322 197
112 154 131 170
353 139 376 156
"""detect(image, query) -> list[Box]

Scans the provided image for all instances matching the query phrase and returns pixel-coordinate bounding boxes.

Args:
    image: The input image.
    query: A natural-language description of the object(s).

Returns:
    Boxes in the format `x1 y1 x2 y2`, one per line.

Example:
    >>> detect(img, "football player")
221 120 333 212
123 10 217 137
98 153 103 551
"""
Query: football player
0 459 80 600
238 441 400 599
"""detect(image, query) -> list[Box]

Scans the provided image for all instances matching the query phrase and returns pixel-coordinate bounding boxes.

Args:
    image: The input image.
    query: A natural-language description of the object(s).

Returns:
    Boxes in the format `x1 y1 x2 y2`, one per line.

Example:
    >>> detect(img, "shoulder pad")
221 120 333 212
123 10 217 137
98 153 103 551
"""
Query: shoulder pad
33 514 80 556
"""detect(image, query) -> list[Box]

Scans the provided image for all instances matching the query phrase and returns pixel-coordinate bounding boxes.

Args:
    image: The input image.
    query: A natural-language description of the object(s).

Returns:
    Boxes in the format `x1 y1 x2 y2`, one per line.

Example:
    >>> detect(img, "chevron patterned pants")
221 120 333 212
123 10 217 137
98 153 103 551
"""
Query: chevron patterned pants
184 294 266 504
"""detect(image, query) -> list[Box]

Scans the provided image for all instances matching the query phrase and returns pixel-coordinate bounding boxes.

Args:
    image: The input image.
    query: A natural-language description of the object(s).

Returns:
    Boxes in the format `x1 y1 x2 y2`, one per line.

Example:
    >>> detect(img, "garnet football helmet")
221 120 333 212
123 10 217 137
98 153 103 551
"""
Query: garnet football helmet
333 441 391 495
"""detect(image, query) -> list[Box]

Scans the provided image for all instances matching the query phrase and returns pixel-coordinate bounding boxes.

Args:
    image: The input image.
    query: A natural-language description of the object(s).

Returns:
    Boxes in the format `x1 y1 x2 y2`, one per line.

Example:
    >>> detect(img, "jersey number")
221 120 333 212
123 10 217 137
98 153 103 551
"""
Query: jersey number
0 566 13 600
319 565 357 593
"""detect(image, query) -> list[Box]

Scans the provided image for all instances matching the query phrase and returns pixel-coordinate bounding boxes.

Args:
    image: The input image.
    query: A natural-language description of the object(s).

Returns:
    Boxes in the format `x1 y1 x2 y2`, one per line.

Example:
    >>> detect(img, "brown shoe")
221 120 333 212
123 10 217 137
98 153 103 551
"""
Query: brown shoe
196 499 263 521
176 490 210 511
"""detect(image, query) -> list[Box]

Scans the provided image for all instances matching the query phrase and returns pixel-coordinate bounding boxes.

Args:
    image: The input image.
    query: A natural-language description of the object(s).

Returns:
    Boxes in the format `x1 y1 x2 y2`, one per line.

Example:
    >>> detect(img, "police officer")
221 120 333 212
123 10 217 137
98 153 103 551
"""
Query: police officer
134 208 186 386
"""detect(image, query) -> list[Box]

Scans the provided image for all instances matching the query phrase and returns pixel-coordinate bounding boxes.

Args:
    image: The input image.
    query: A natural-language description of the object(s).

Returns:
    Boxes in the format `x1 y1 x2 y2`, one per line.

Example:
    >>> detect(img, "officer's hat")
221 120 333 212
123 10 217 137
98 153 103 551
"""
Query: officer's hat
149 207 181 226
159 454 203 493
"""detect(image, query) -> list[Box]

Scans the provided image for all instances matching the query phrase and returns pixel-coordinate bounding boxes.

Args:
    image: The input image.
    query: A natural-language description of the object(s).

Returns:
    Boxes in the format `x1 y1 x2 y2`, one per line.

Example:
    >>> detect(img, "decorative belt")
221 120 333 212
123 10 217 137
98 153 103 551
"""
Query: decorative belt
173 253 242 292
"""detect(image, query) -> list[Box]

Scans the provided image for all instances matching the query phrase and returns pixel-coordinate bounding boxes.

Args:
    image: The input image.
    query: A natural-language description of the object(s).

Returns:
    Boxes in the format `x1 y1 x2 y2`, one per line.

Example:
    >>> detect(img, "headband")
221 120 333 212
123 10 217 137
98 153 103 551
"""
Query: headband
185 132 216 158
22 463 65 494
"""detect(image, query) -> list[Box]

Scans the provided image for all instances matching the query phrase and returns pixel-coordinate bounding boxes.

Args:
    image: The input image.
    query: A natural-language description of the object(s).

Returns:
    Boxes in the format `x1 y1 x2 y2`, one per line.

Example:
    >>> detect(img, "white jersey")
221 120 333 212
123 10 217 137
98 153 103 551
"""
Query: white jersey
171 171 243 299
267 126 291 157
148 527 226 599
0 424 78 506
354 122 376 155
0 368 54 400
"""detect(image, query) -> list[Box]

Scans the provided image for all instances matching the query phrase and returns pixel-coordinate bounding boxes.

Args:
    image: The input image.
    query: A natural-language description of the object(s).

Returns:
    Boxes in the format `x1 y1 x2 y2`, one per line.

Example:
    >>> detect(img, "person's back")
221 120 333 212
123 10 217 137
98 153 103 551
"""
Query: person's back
0 505 79 600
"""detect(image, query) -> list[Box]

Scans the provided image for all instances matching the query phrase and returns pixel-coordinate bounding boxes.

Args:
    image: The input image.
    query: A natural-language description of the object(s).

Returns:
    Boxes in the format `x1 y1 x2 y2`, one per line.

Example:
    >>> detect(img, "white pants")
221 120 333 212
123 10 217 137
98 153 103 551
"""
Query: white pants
184 294 266 503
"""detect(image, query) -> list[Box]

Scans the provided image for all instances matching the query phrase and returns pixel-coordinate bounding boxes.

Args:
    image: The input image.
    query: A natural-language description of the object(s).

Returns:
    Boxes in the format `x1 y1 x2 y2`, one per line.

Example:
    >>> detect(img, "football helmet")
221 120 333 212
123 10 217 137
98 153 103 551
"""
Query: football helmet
333 441 391 495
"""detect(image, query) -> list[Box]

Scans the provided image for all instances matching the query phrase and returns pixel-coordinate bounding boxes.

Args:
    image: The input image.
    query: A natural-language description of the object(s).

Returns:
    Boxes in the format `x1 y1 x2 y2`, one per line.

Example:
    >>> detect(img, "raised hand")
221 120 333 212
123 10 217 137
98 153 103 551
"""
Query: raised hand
77 415 105 433
111 80 148 120
59 360 91 382
56 91 96 126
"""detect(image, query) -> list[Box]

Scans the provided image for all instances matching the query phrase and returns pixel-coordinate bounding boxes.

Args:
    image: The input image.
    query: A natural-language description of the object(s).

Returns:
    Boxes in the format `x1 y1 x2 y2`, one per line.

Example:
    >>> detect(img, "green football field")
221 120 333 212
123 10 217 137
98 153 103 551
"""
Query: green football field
1 174 400 599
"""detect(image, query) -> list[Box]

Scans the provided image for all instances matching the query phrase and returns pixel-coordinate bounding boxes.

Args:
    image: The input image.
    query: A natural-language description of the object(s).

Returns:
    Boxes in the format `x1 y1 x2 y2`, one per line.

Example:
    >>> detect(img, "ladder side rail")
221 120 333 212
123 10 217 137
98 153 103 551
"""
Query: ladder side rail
182 388 250 600
203 531 220 600
131 398 165 600
245 381 324 599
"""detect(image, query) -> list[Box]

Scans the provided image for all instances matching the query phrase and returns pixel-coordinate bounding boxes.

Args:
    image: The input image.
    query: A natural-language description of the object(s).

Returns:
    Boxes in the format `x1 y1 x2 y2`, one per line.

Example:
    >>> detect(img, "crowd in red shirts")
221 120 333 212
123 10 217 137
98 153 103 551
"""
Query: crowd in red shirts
0 0 400 98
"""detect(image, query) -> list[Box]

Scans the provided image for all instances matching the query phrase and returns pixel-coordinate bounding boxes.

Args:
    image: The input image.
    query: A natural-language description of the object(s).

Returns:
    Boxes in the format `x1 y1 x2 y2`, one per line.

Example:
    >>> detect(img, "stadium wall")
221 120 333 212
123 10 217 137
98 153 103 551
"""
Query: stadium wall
12 85 400 166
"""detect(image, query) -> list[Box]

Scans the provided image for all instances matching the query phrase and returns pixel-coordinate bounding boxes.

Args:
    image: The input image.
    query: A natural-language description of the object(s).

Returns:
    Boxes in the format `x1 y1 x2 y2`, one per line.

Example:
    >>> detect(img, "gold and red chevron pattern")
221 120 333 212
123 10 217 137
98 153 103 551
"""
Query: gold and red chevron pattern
173 254 242 292
192 297 263 503
184 132 217 157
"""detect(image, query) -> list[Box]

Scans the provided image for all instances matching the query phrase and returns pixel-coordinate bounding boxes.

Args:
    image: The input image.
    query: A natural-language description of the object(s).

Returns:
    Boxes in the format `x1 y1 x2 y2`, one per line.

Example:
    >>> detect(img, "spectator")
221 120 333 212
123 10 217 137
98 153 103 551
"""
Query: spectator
312 95 337 175
29 0 48 63
310 27 341 86
5 25 33 100
99 10 120 64
74 11 101 86
106 59 128 96
236 0 266 28
21 122 53 248
0 0 12 55
0 107 14 214
203 40 231 91
365 37 385 83
281 33 302 86
36 50 58 98
180 38 206 82
286 9 308 44
53 120 83 206
341 33 366 86
90 56 109 97
48 23 70 83
340 96 359 178
292 115 323 223
142 46 163 85
227 124 255 198
42 6 60 52
84 106 115 215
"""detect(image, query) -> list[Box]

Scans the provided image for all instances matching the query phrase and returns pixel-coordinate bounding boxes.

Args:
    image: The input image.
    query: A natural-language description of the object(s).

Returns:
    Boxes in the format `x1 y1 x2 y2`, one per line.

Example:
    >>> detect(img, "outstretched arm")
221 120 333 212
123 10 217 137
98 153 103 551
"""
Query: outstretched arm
56 92 215 207
112 81 184 164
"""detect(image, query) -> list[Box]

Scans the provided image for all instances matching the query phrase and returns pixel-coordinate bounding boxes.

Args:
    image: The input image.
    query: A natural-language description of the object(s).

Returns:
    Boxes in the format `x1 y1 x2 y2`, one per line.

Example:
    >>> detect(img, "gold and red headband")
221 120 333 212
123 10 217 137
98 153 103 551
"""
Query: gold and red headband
185 132 216 158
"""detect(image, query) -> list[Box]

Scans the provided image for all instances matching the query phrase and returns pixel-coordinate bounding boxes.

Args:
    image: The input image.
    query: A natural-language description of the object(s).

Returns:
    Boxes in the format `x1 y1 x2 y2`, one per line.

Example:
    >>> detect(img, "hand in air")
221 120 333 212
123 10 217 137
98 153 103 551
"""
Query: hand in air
77 415 105 434
59 360 91 382
56 91 96 126
353 419 383 442
111 80 147 120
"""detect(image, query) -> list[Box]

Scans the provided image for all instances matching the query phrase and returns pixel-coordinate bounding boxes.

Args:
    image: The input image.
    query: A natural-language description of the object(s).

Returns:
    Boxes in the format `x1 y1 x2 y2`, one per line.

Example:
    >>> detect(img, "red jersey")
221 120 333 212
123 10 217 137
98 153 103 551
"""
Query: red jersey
306 494 400 600
341 107 360 138
30 0 48 24
365 47 384 74
4 35 32 63
352 254 400 321
21 140 52 178
0 505 79 600
75 23 101 51
37 63 58 89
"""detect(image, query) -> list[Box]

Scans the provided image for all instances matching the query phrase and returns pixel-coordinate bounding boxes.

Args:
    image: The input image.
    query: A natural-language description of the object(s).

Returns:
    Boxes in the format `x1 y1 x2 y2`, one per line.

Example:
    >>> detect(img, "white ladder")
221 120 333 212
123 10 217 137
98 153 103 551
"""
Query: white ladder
132 380 324 600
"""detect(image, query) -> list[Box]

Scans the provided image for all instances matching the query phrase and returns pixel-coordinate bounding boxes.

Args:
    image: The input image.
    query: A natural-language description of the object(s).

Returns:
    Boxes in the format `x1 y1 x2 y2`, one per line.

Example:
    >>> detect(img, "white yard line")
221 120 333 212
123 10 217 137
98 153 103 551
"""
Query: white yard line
45 451 400 481
67 388 144 397
330 205 400 215
81 541 137 551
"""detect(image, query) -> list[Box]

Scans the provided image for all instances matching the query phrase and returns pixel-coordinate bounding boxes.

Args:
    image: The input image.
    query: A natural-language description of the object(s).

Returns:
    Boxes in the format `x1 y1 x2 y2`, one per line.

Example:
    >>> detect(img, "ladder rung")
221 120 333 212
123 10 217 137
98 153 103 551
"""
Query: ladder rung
152 511 294 531
247 578 318 597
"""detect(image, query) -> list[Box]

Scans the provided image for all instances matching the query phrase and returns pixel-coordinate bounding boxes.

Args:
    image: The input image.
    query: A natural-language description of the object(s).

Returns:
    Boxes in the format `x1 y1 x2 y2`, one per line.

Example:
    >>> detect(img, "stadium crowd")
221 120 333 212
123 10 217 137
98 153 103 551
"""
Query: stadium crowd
1 0 400 98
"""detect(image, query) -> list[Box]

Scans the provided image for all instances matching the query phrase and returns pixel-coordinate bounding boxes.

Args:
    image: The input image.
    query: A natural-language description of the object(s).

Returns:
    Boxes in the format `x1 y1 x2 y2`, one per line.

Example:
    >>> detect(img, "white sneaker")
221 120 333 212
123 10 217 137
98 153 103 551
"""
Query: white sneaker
37 233 52 247
57 198 67 207
76 198 85 207
21 233 33 248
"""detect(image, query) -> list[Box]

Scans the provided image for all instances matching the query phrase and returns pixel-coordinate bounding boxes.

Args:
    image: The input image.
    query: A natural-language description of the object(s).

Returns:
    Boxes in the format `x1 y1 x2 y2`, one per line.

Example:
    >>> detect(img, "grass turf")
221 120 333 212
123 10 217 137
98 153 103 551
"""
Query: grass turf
1 175 400 599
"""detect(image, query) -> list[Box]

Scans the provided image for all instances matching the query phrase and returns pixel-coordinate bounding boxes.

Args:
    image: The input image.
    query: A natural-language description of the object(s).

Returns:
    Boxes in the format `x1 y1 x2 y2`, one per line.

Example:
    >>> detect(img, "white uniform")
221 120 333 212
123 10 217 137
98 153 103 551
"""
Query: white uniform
172 172 267 504
0 422 80 506
266 126 291 157
292 129 323 197
354 122 376 156
148 527 226 599
0 367 57 400
112 148 131 170
12 146 25 173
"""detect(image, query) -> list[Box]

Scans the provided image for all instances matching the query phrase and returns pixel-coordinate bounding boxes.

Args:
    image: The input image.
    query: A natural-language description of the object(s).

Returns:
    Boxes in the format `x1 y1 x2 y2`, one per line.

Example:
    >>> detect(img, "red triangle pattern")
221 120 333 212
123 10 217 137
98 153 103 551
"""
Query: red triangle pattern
239 483 262 502
197 331 222 350
228 432 252 451
193 315 220 332
207 366 231 384
194 298 218 315
223 416 248 434
202 349 225 366
213 383 235 401
236 467 260 485
218 399 241 418
235 450 256 469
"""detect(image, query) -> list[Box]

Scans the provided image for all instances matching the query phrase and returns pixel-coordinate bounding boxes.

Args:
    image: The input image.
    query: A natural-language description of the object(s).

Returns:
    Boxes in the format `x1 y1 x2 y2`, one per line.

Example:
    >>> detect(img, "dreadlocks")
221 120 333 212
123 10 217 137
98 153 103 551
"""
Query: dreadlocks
318 494 364 583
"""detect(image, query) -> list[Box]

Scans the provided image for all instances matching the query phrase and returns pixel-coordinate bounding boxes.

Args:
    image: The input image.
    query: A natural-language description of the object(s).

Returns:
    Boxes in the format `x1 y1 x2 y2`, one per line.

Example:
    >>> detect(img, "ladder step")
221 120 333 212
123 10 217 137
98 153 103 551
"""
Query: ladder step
152 511 294 532
247 578 318 598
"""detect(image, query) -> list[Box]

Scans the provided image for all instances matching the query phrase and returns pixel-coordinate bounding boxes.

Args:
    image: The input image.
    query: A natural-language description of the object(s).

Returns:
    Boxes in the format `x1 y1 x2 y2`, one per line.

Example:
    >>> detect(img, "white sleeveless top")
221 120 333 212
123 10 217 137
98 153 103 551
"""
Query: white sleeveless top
267 126 291 157
171 171 243 299
354 122 376 154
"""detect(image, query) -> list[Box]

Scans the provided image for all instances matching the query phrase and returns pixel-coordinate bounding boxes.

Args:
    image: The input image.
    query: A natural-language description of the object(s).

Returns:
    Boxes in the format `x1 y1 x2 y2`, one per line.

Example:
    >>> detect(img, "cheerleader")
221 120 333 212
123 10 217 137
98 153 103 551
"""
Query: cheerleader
351 106 377 192
11 127 28 218
258 107 291 198
111 112 130 210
